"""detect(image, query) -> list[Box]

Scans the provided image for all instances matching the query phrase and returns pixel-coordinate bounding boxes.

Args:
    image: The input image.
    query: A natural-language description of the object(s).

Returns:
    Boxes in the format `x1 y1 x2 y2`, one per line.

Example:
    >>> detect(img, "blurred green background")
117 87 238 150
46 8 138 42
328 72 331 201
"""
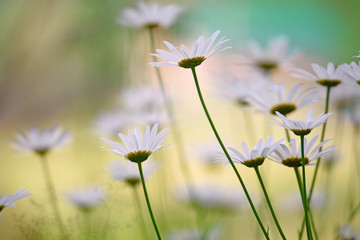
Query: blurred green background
1 0 359 239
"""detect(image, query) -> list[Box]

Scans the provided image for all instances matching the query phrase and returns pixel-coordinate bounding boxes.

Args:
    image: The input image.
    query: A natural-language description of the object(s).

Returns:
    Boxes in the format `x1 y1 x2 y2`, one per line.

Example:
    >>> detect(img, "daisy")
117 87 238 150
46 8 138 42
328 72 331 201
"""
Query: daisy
330 84 360 112
271 108 332 136
0 188 32 211
93 109 129 137
117 2 182 29
66 186 106 210
101 123 169 163
268 135 335 167
238 36 298 74
13 125 71 156
109 160 158 186
214 136 284 168
168 227 222 240
338 62 360 85
149 30 231 69
176 183 247 210
291 62 346 87
338 224 360 240
249 83 319 116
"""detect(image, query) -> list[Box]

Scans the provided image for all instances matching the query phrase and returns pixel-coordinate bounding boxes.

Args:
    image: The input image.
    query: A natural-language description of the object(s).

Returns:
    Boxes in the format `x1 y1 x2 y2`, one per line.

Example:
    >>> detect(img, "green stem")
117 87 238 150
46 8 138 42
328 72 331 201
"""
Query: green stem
148 27 195 188
285 129 291 143
190 67 269 239
132 186 149 239
137 162 162 240
254 167 287 239
300 135 313 240
39 155 70 240
308 86 331 201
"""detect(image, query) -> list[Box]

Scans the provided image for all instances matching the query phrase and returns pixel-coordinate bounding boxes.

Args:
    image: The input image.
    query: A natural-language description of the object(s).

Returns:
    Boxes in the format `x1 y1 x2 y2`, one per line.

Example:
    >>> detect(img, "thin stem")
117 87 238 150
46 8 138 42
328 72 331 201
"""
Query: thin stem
148 27 195 188
137 162 162 240
254 166 287 240
308 86 331 201
39 155 70 240
190 67 269 239
132 186 149 239
300 135 313 240
285 129 291 143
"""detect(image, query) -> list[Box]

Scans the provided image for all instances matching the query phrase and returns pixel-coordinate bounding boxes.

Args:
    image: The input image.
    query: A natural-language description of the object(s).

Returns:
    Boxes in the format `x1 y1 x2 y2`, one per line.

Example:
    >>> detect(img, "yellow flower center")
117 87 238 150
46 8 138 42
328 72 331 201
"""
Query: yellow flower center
125 177 141 186
178 56 206 69
317 79 341 87
242 157 265 168
258 61 278 71
282 157 309 167
292 129 312 136
270 103 296 115
125 150 152 163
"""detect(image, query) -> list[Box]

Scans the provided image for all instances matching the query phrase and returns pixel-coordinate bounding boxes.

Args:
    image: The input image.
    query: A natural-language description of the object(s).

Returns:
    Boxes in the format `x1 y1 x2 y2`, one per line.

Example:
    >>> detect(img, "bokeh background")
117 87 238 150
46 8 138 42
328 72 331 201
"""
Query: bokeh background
1 0 360 239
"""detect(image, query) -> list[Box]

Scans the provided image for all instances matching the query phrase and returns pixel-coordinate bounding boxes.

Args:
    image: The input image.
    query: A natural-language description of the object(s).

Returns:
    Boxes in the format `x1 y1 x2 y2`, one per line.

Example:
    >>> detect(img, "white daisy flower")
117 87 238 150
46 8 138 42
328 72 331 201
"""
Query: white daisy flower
167 227 222 240
338 61 360 85
0 188 32 211
117 2 182 29
13 125 71 155
101 123 170 163
66 186 106 210
330 84 360 112
290 62 347 87
109 160 158 186
214 136 284 168
271 108 332 136
350 102 360 127
268 135 336 167
214 75 270 108
238 36 298 74
150 30 231 68
249 83 319 116
93 109 129 137
176 183 247 210
338 224 360 240
278 190 330 211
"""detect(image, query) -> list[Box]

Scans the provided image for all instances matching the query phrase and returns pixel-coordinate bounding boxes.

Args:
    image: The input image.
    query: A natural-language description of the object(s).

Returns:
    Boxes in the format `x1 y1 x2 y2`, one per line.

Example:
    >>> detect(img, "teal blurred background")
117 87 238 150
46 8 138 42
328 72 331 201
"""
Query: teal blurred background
0 0 359 239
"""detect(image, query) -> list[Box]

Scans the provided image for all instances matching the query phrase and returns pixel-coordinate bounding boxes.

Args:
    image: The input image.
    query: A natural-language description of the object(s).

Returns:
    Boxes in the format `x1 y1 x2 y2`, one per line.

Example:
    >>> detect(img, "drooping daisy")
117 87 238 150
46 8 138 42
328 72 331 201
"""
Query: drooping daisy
150 30 231 69
268 135 336 167
338 62 360 85
214 136 284 168
101 123 169 163
13 125 71 156
117 2 183 29
0 188 32 211
291 62 347 87
249 83 319 116
238 36 298 74
66 186 106 210
271 108 332 136
109 160 158 186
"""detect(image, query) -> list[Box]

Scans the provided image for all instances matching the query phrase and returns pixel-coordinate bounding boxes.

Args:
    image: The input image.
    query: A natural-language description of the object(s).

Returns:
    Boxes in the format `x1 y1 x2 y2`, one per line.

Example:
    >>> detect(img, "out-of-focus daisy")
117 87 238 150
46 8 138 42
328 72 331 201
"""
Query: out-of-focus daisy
268 135 336 167
291 62 347 87
214 75 270 108
0 188 32 211
176 183 247 210
339 62 360 85
249 83 319 116
118 86 164 113
117 2 182 29
237 36 298 74
192 142 223 168
214 136 283 168
167 227 222 240
330 84 360 113
277 190 329 211
66 186 106 210
101 123 169 163
338 224 360 240
109 160 158 186
350 102 360 127
13 125 71 156
150 30 231 69
271 108 332 136
93 109 129 137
